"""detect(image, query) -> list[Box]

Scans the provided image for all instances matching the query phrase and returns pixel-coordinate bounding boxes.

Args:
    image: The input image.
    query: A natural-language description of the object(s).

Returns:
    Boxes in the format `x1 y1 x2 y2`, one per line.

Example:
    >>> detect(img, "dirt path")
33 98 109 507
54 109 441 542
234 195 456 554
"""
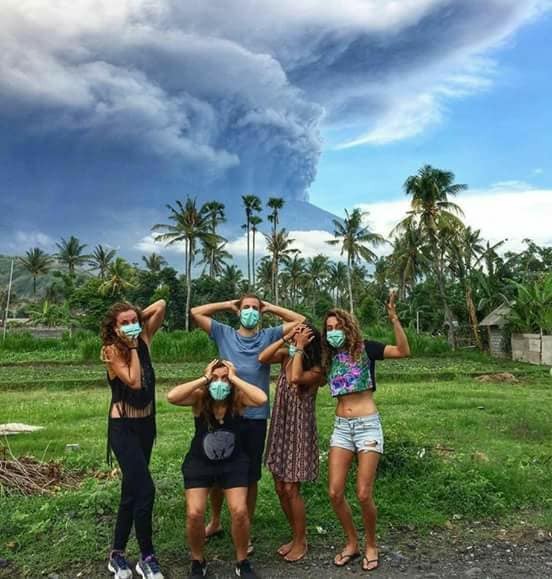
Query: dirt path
2 525 552 578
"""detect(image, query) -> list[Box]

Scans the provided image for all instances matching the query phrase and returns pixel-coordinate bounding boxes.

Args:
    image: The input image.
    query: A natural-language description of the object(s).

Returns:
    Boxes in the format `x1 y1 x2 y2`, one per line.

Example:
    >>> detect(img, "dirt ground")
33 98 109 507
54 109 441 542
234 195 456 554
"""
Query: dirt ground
2 523 552 578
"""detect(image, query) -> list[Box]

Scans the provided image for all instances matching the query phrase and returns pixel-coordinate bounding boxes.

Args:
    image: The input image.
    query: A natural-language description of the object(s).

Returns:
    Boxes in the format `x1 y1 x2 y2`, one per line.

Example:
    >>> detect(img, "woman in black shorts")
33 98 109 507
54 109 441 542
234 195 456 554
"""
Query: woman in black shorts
167 359 266 579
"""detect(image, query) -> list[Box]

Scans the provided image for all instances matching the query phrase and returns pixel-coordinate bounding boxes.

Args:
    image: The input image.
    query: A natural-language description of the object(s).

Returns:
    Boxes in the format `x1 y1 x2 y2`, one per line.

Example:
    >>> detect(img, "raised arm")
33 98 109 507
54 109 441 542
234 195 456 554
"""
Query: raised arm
383 292 411 359
167 359 217 406
290 326 323 386
142 299 166 343
103 341 142 390
223 361 267 407
258 326 298 365
191 300 239 333
261 301 305 334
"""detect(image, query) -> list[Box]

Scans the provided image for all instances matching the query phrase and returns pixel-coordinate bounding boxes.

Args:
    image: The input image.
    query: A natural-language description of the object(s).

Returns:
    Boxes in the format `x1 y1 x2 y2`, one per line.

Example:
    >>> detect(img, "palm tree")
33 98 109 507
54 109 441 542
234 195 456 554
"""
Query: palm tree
267 197 285 295
255 257 273 296
305 255 330 315
265 229 298 305
152 198 213 331
250 215 263 288
327 209 385 313
199 240 232 277
393 165 467 347
89 245 116 279
56 236 90 276
220 264 243 296
283 254 307 307
242 195 262 286
18 248 53 296
142 252 167 274
389 223 429 299
201 201 226 278
99 258 136 297
327 261 348 306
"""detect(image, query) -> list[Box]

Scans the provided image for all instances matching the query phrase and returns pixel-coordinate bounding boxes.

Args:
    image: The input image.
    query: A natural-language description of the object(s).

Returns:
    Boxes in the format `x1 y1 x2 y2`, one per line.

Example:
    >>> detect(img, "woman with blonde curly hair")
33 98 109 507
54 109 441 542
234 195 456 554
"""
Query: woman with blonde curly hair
323 293 410 573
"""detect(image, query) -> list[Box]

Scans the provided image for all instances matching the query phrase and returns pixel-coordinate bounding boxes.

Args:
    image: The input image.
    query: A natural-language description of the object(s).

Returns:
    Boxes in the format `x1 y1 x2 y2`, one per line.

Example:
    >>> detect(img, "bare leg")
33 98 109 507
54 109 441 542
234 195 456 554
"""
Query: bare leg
281 482 307 561
185 488 209 561
224 487 250 562
328 447 359 565
246 481 258 521
357 450 380 571
274 479 294 556
205 485 224 537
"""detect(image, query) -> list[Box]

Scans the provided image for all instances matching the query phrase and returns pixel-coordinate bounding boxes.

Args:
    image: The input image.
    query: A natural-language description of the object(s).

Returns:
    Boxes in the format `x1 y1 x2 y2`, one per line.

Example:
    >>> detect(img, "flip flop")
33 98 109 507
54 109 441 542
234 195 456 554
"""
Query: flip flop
284 546 308 563
333 551 360 567
204 528 224 541
247 542 254 556
361 555 379 572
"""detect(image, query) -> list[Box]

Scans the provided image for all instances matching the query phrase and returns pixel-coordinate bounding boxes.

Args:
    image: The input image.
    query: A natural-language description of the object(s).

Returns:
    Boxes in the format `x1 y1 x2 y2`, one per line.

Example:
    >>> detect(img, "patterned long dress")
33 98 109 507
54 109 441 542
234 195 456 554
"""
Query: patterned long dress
265 366 319 482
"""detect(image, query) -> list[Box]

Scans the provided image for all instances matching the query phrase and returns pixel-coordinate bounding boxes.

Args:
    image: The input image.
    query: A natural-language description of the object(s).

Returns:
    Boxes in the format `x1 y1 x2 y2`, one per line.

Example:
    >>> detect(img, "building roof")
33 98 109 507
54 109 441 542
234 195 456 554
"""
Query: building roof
479 304 510 327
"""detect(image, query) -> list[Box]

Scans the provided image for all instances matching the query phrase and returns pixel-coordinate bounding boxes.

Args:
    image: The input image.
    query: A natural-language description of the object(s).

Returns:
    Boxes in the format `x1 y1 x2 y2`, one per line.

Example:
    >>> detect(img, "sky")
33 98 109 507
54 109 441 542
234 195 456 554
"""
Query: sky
1 0 551 266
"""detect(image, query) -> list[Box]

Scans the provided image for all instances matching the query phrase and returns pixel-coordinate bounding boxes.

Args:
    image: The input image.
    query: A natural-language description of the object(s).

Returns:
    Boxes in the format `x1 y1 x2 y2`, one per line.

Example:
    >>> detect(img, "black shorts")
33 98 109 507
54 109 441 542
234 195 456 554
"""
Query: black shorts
240 418 267 484
182 452 250 490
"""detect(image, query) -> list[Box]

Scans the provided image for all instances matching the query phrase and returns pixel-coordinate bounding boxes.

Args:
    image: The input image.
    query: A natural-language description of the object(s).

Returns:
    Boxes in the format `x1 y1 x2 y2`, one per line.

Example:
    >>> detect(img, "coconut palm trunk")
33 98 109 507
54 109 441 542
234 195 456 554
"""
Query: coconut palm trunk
347 255 354 313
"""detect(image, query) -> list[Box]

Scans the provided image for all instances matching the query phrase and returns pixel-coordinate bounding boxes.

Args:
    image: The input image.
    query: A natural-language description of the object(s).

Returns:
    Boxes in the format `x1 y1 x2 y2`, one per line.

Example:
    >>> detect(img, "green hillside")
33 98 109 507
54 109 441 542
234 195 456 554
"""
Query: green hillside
0 254 58 300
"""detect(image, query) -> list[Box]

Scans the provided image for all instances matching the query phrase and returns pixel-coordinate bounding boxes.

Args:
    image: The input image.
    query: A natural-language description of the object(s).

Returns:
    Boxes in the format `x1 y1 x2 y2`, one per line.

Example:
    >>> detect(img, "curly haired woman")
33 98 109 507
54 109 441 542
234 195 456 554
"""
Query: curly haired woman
101 299 166 579
323 293 410 573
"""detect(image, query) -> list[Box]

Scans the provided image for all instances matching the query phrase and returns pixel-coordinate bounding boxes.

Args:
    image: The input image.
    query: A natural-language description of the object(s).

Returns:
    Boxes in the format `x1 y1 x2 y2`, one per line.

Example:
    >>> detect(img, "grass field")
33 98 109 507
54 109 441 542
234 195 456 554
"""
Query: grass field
1 355 551 576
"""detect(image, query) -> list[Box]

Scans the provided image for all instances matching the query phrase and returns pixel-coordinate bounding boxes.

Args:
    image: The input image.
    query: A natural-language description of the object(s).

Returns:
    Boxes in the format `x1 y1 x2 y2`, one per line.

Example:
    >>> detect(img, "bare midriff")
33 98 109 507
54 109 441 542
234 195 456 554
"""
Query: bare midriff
110 401 153 418
335 389 377 418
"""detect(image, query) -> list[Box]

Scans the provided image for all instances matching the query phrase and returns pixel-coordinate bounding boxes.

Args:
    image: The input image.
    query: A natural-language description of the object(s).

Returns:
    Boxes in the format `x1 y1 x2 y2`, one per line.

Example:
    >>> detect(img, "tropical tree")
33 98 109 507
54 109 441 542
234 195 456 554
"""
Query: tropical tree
199 240 231 278
393 165 467 346
242 195 262 286
99 258 136 297
267 197 285 295
201 201 226 278
327 209 385 313
282 254 307 307
18 248 53 296
265 229 298 305
305 254 330 315
56 236 90 276
250 215 263 288
142 253 167 274
327 261 348 307
389 222 428 299
255 257 273 297
153 198 213 330
220 264 243 297
89 245 116 279
27 300 71 327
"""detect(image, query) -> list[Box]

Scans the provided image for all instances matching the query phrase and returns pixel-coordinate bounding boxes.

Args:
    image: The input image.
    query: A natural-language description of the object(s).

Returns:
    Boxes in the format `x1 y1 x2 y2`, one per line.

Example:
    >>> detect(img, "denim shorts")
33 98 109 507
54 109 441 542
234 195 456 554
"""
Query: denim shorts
330 414 384 454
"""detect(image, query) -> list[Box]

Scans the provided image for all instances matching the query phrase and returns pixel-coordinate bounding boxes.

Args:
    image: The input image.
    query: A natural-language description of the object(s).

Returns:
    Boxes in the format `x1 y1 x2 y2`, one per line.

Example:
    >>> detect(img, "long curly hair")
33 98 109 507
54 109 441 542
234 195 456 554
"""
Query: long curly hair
294 322 322 372
100 302 143 366
321 308 364 375
197 361 244 427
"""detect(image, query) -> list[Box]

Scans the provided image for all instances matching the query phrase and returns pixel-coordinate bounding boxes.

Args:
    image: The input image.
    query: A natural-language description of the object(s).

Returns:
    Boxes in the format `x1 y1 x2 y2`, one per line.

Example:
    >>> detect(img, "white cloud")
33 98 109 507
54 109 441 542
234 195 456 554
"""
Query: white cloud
225 230 343 260
357 185 552 252
135 234 186 255
4 231 56 253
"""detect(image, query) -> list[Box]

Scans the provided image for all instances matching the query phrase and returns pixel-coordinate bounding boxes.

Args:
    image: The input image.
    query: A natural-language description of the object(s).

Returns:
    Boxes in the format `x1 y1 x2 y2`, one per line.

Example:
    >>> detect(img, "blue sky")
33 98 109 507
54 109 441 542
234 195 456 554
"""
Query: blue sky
1 1 551 264
311 9 552 213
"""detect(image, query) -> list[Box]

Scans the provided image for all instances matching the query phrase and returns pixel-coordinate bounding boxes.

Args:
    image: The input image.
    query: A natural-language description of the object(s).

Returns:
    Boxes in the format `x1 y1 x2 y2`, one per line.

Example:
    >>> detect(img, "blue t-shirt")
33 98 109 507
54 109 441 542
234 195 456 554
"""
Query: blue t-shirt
209 319 283 419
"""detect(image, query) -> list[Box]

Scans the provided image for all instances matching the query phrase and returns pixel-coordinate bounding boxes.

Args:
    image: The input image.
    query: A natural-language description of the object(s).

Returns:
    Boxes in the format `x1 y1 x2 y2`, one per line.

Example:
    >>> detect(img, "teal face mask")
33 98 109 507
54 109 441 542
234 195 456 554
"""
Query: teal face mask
288 344 297 357
240 307 260 329
209 380 232 401
121 322 142 339
327 329 345 348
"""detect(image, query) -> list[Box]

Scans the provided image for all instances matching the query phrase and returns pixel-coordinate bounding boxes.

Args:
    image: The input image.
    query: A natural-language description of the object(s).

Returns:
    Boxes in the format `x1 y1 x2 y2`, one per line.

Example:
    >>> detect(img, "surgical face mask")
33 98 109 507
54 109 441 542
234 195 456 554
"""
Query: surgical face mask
288 344 297 357
240 307 260 329
327 329 345 348
120 322 142 339
209 380 231 401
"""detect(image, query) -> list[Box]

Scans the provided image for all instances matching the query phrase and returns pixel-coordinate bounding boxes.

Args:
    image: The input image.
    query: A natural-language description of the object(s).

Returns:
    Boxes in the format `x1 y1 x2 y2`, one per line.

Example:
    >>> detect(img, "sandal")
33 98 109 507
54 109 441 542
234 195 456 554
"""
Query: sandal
247 542 254 556
361 555 379 572
333 551 360 567
284 546 308 563
204 528 224 541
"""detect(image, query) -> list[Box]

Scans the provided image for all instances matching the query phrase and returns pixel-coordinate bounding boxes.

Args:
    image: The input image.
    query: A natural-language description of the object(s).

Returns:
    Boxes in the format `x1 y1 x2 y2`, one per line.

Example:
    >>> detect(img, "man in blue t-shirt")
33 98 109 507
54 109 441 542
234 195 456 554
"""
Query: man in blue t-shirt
191 293 305 552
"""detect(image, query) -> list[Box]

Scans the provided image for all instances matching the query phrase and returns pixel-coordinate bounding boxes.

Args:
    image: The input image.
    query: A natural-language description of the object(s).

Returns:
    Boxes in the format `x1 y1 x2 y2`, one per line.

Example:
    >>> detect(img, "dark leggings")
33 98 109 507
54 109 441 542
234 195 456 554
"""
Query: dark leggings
109 416 156 557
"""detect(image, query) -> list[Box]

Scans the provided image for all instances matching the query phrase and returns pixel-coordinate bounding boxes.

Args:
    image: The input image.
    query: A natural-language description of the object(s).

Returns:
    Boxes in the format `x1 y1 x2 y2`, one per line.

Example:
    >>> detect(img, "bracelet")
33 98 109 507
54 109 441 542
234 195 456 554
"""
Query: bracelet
390 317 399 323
295 348 304 354
129 346 138 351
202 375 210 383
282 337 290 345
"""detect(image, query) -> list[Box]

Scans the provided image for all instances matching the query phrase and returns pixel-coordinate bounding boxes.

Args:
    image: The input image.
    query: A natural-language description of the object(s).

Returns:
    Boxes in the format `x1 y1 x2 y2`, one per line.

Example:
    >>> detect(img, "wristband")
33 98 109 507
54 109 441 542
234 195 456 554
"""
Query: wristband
282 337 290 345
390 317 399 323
129 346 138 351
202 375 210 383
295 348 304 354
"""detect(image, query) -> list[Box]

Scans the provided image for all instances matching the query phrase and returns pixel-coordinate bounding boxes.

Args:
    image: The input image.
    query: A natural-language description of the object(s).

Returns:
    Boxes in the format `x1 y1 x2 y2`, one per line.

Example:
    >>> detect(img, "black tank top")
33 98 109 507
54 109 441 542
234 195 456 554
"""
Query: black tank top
106 338 156 464
189 411 242 462
107 337 156 416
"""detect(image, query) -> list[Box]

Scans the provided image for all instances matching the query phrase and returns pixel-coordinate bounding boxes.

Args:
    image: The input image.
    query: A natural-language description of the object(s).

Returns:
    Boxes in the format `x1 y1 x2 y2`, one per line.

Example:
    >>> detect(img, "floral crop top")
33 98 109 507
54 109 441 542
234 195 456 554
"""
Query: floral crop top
328 340 385 397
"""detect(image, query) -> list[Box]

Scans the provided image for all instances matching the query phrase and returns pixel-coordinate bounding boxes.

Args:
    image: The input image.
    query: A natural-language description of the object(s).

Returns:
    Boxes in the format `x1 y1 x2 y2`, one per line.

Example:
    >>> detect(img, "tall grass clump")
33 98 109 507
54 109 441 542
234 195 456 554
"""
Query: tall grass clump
151 330 217 362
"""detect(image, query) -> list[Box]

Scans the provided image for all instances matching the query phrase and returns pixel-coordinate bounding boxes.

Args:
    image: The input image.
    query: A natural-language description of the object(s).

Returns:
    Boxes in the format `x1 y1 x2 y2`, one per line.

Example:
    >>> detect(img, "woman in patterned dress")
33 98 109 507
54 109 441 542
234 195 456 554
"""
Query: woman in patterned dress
259 323 323 562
